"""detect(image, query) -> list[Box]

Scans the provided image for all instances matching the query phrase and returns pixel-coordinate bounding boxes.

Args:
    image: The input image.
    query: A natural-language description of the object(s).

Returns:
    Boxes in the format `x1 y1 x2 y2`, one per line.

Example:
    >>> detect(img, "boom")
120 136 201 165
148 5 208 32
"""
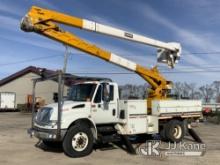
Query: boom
20 6 181 105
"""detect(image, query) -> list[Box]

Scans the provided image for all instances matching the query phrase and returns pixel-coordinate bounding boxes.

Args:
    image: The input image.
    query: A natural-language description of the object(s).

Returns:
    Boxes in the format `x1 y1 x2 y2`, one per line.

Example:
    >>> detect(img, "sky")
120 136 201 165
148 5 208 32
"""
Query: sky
0 0 220 85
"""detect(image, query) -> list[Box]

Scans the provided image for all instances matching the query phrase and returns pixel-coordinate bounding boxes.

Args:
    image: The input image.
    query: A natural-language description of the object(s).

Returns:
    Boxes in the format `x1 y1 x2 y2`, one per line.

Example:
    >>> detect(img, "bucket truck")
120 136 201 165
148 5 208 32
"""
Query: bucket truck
21 6 202 157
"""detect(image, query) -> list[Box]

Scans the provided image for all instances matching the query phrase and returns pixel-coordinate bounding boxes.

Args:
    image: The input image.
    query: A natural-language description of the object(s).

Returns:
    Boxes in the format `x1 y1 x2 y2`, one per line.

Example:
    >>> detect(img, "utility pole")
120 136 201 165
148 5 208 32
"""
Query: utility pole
63 45 70 73
57 45 70 139
61 45 70 105
61 45 70 99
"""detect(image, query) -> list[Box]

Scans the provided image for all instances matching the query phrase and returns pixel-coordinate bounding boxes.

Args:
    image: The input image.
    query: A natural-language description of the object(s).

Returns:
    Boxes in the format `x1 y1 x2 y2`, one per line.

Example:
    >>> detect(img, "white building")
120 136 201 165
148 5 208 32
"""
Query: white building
0 66 109 110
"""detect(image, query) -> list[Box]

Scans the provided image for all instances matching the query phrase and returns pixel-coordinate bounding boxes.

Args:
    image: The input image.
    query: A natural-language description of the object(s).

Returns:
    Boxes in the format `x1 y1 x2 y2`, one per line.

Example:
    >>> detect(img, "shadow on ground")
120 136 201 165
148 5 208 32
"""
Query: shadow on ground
34 135 154 154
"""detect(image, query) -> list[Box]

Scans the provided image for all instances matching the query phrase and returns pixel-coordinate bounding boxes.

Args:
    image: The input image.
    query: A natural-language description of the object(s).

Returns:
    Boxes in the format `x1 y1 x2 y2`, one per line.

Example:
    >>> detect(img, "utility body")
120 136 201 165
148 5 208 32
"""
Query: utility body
21 6 202 157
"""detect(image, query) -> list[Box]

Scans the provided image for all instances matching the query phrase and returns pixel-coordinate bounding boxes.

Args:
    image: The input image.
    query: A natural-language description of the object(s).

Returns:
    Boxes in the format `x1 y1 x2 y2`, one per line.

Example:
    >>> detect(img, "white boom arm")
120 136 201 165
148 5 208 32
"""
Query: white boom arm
82 19 181 68
83 19 176 51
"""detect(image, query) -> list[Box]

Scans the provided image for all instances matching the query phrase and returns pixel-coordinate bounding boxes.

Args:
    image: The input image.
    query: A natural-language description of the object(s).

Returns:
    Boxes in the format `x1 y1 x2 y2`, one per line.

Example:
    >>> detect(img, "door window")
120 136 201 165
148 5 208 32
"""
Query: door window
94 84 114 103
109 85 114 101
94 85 102 103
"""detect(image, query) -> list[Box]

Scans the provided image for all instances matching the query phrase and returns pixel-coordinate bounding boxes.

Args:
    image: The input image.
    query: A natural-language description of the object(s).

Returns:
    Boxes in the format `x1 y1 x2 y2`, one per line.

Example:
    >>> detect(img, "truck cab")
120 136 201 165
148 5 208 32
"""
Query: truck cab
32 81 124 157
68 81 119 124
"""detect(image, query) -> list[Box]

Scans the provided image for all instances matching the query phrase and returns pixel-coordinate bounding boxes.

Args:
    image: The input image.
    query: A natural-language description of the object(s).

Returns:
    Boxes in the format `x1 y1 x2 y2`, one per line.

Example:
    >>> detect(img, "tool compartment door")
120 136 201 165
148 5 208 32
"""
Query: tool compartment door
122 100 148 134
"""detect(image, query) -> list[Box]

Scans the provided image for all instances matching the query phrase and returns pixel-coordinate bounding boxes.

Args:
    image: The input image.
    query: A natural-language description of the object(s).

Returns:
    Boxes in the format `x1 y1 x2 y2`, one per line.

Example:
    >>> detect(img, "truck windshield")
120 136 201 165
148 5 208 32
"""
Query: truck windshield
69 84 97 101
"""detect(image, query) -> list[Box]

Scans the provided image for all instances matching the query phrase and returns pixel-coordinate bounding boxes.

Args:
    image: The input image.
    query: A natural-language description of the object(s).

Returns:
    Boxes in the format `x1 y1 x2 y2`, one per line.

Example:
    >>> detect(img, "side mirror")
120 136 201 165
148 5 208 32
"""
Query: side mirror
103 83 110 102
103 95 110 102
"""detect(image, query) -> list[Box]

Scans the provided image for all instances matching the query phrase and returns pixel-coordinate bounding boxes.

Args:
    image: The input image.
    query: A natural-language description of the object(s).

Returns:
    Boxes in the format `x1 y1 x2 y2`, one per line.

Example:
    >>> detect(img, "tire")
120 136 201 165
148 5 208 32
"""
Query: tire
165 120 184 143
62 124 94 157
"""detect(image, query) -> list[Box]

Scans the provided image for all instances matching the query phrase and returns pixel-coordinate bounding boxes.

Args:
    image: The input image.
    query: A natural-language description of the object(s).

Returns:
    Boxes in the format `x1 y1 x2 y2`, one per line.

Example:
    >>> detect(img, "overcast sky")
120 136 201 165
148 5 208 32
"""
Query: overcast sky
0 0 220 85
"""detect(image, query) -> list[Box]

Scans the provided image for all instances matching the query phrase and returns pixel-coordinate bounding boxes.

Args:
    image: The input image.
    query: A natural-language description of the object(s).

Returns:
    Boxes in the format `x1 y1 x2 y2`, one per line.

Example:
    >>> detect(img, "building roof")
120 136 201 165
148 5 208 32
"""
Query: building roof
0 66 111 87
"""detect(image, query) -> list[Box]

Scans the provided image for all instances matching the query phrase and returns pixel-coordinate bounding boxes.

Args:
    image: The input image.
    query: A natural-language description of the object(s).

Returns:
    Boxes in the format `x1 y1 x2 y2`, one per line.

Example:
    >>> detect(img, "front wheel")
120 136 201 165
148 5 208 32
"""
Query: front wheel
62 124 94 157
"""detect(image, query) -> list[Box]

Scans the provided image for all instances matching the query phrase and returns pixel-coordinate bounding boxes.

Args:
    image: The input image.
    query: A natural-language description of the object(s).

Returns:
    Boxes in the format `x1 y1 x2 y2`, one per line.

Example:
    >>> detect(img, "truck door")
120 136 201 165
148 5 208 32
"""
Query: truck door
91 83 118 124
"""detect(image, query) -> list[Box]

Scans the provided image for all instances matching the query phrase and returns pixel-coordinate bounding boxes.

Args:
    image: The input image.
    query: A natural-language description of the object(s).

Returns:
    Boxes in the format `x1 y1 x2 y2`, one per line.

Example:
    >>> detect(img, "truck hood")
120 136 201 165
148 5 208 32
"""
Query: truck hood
46 100 90 110
34 100 92 129
44 100 91 120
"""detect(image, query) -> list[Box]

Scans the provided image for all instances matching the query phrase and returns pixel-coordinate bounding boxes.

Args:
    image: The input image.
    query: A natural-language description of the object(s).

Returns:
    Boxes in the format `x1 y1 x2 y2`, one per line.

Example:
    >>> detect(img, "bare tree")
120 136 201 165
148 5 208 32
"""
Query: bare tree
212 81 220 102
119 81 220 103
173 82 183 99
193 91 203 100
184 82 196 99
181 82 190 98
199 84 214 103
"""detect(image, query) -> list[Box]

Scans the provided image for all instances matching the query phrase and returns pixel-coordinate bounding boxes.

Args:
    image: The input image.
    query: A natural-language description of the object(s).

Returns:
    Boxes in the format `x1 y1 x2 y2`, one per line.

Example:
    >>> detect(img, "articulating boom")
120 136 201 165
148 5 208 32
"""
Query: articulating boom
20 6 181 102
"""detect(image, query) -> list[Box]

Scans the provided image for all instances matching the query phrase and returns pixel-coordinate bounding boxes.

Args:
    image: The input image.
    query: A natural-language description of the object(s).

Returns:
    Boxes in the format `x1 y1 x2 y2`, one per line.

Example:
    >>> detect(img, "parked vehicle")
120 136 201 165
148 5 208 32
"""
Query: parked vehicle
202 103 220 116
21 6 202 157
0 92 16 111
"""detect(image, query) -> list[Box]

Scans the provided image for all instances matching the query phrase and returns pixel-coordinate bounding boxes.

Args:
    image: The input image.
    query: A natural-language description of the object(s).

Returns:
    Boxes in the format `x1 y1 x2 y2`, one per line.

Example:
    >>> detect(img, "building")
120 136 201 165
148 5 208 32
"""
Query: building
0 66 110 110
0 66 68 109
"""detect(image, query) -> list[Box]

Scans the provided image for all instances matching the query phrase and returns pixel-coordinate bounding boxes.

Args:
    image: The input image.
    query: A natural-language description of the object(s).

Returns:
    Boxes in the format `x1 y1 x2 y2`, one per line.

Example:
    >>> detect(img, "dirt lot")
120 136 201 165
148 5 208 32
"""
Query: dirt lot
0 112 220 165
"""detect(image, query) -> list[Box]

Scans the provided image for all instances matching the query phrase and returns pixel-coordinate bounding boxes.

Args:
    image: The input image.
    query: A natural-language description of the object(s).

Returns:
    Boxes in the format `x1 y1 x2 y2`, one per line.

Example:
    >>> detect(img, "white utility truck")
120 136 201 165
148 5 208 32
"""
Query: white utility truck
21 6 202 157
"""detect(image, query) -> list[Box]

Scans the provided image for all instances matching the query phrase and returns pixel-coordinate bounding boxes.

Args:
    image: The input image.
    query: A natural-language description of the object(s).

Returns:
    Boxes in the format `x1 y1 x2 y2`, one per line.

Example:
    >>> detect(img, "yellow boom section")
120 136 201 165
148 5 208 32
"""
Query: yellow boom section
20 6 172 101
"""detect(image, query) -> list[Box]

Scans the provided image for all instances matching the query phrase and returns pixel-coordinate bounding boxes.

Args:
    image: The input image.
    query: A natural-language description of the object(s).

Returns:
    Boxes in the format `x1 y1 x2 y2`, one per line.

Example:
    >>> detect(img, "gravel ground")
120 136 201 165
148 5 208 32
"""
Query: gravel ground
0 112 219 165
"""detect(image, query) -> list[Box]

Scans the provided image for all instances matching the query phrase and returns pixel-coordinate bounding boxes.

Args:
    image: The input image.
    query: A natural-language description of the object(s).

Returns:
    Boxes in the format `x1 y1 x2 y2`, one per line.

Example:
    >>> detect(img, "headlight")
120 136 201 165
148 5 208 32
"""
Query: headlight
35 107 53 125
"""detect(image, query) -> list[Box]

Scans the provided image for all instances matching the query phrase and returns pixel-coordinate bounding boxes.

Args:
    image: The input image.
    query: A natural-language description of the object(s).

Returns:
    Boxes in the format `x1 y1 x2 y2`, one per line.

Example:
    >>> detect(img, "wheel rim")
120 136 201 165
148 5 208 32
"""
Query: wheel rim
72 132 89 152
173 125 182 139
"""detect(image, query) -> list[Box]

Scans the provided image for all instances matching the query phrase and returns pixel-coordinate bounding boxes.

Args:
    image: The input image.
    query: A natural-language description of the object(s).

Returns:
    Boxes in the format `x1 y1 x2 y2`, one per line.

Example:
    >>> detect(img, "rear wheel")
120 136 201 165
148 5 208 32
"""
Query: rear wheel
62 124 94 157
165 120 184 143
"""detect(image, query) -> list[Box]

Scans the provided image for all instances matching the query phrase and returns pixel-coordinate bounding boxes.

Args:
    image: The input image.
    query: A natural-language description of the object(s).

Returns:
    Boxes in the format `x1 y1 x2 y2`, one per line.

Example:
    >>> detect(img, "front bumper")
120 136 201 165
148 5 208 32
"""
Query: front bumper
27 127 67 141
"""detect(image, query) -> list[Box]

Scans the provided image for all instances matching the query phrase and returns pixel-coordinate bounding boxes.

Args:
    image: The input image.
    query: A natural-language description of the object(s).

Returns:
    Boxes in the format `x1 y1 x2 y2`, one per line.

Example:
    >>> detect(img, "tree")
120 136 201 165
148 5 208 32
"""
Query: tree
119 81 220 103
173 82 183 99
212 81 220 103
199 84 214 103
184 82 196 99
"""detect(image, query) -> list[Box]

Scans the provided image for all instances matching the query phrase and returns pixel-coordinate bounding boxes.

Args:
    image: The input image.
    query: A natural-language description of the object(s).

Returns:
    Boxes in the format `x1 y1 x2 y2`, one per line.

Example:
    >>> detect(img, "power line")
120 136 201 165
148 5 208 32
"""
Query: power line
69 70 220 75
183 51 220 55
71 64 220 72
70 51 220 57
0 54 62 67
1 50 220 70
159 65 220 69
117 51 220 57
9 68 220 78
70 51 220 69
158 66 220 72
0 51 219 66
162 70 220 73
